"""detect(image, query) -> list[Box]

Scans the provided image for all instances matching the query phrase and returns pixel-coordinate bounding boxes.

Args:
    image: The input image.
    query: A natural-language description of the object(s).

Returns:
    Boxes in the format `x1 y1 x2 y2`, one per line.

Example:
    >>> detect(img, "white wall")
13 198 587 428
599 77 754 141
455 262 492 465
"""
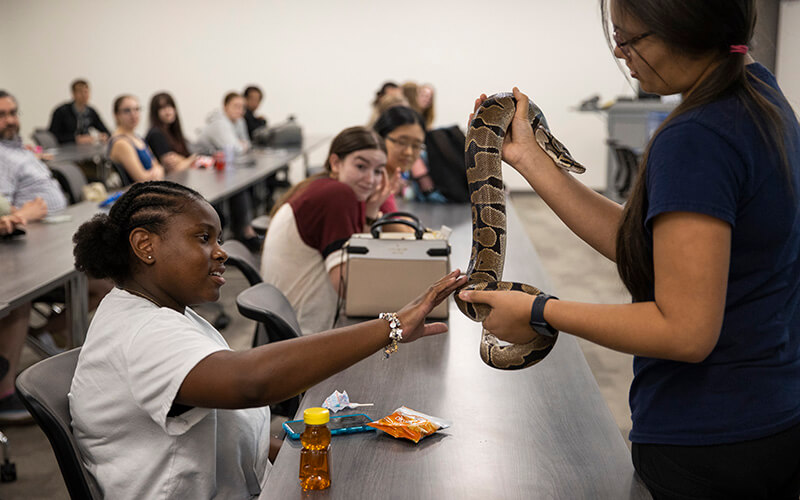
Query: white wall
777 0 800 108
2 0 638 190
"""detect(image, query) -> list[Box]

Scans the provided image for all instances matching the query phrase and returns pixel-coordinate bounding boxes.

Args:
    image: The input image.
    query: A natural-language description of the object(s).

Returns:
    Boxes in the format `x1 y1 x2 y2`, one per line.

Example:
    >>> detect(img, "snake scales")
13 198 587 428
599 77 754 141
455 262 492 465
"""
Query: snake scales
454 93 586 370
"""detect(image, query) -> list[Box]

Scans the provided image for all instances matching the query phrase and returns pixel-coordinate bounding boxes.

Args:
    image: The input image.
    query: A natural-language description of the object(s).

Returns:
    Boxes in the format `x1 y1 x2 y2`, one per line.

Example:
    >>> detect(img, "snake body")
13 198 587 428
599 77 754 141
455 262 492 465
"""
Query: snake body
454 93 585 370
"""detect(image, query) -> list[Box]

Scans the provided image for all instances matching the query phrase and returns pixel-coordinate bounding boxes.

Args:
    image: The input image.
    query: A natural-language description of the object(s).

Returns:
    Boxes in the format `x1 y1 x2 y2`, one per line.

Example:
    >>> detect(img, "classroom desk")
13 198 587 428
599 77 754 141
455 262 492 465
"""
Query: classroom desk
44 142 106 163
0 201 98 343
261 200 650 499
0 141 317 343
168 147 300 203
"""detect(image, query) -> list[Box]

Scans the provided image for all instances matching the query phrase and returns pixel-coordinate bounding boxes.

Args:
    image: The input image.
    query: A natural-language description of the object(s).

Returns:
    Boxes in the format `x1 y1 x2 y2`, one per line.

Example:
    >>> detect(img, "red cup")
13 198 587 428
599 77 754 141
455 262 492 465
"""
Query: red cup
213 151 226 171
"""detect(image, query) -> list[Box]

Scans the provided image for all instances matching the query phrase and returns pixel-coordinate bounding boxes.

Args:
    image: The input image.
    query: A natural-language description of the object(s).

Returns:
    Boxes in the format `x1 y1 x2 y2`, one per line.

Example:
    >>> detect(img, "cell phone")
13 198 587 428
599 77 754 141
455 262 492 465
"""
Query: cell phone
0 226 26 240
282 413 375 440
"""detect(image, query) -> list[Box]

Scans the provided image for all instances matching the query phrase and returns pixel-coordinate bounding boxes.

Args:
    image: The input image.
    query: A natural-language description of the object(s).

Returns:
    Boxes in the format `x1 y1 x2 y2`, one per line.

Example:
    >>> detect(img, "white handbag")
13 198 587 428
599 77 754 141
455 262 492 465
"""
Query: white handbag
344 213 450 319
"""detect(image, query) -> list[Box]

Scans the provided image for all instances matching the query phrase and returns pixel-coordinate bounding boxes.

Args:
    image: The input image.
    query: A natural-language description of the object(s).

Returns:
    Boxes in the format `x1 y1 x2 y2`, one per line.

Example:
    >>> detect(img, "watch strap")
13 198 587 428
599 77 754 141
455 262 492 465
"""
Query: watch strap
530 293 559 338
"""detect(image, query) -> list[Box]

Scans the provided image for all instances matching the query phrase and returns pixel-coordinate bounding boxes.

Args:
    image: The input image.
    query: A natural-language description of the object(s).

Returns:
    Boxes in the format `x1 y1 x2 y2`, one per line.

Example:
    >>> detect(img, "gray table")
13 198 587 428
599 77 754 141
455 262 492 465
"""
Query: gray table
168 148 300 203
44 142 106 163
261 200 649 499
0 202 98 342
0 143 315 342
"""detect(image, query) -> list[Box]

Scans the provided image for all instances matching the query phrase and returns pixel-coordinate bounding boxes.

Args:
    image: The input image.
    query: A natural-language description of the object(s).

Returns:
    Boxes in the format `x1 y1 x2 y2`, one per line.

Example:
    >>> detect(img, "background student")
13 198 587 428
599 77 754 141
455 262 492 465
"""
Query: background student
145 92 197 173
48 79 110 145
108 95 165 183
262 126 394 334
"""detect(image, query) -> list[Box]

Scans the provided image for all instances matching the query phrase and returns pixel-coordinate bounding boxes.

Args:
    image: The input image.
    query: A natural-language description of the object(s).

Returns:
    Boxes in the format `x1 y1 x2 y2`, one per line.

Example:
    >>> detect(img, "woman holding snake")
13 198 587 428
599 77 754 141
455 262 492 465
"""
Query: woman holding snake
458 1 800 497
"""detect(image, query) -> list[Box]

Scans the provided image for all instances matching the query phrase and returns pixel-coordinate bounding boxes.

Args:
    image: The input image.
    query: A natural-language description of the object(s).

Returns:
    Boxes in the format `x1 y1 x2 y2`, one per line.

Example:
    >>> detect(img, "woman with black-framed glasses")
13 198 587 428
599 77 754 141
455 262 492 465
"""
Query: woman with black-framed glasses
458 1 800 497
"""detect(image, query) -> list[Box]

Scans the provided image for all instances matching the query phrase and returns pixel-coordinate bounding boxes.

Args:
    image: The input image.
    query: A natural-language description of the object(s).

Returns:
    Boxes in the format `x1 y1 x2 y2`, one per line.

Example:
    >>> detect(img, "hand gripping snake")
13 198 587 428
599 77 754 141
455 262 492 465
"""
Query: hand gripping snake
454 92 586 370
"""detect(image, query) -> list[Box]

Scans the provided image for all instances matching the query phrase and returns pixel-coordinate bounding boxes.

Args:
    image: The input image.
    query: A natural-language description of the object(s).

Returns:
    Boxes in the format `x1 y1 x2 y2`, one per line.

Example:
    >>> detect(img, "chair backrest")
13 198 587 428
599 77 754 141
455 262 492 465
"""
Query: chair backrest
236 283 302 417
107 160 133 188
236 283 301 346
49 162 88 205
221 240 263 286
32 129 58 149
15 348 102 500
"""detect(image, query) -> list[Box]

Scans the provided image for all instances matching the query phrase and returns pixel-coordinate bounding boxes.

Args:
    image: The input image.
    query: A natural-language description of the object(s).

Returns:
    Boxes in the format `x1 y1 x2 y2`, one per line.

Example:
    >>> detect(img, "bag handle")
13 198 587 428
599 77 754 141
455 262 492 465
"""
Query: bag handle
378 211 422 227
370 219 424 240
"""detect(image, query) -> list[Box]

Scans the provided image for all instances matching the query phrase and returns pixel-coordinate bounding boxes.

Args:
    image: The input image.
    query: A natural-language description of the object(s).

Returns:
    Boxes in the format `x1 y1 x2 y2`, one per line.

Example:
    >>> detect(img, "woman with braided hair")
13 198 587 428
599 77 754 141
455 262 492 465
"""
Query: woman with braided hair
458 0 800 497
70 180 465 499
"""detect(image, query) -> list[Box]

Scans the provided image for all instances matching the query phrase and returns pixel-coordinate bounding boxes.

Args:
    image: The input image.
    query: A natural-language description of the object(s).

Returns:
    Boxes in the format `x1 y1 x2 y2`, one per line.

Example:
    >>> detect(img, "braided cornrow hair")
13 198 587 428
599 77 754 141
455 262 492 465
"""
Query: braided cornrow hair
73 181 202 284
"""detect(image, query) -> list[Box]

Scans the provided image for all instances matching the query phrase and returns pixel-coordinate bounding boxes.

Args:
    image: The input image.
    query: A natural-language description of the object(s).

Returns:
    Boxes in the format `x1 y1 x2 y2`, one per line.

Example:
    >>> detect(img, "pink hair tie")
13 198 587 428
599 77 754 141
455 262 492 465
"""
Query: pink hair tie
730 45 748 54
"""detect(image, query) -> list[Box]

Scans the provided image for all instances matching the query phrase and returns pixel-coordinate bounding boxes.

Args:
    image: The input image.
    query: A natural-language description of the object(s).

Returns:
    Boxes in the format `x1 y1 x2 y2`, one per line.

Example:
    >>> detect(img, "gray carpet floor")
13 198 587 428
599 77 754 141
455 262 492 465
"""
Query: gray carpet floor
1 192 634 499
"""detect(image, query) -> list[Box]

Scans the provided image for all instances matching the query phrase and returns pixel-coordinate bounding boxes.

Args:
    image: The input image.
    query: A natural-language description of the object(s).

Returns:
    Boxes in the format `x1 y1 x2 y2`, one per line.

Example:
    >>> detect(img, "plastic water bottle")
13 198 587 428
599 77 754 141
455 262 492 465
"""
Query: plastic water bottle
299 407 331 491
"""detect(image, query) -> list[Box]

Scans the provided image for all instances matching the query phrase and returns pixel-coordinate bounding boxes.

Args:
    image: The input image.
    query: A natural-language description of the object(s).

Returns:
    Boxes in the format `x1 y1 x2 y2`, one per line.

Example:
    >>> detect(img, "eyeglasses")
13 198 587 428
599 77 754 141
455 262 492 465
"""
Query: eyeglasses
386 135 425 153
613 29 653 59
0 108 19 120
118 106 141 115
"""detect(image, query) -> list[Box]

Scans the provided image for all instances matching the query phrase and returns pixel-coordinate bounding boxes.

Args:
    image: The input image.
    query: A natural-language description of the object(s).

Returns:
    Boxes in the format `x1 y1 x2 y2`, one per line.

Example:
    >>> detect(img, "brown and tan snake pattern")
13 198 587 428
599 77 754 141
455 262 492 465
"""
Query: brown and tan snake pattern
454 92 585 370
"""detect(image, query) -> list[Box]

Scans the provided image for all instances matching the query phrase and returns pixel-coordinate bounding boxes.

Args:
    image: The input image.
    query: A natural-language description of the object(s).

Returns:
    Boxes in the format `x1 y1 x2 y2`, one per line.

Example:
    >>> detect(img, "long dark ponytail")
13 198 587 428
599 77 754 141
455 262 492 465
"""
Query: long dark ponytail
604 0 795 301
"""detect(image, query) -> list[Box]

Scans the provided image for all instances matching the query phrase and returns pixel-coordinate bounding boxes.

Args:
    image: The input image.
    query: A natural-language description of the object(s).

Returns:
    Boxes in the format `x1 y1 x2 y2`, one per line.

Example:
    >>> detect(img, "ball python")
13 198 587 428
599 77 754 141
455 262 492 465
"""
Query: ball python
454 92 585 370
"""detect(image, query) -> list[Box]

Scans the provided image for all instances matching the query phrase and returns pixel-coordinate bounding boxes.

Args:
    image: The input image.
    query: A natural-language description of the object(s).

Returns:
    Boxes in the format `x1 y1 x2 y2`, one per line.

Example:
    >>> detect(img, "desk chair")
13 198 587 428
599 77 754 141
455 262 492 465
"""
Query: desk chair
15 348 102 500
49 162 88 205
32 129 58 149
107 161 133 188
0 356 16 483
236 282 301 417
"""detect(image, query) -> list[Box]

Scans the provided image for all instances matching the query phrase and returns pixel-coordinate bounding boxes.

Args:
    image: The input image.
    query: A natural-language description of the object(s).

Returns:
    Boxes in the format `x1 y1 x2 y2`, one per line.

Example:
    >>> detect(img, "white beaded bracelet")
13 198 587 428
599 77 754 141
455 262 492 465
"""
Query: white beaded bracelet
379 312 403 358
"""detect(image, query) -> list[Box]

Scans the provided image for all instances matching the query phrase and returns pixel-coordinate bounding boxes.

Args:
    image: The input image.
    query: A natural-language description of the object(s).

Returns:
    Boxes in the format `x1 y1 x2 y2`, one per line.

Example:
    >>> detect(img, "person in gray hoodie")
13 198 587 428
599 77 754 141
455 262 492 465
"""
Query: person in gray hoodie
197 92 251 154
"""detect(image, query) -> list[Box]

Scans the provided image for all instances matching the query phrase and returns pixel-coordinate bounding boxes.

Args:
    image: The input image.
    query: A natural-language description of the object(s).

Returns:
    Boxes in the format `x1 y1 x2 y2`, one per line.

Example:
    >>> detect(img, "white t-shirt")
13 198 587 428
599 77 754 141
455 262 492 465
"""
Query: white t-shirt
69 288 271 499
262 203 343 334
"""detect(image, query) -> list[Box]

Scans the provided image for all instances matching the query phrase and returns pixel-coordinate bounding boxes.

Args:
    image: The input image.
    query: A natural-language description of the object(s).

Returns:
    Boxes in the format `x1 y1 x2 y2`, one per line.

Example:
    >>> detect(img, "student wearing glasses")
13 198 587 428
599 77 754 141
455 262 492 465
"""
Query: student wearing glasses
372 106 436 217
108 95 165 183
262 127 395 334
458 1 800 497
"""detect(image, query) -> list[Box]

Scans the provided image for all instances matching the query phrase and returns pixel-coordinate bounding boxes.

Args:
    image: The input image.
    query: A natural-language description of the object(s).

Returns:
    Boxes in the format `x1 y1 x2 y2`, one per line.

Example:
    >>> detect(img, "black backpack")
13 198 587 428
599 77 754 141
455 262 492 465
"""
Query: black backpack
424 125 470 203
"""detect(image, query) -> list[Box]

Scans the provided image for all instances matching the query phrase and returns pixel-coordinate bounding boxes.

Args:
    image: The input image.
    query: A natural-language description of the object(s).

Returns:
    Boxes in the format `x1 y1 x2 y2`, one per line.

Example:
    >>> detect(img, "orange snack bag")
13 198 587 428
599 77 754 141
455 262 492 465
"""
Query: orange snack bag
367 406 451 443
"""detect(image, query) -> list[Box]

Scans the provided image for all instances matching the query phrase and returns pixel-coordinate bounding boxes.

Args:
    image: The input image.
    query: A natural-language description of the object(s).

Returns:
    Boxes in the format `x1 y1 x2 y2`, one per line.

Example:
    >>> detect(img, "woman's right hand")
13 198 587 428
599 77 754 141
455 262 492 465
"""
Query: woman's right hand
396 269 468 343
14 197 47 222
469 87 555 174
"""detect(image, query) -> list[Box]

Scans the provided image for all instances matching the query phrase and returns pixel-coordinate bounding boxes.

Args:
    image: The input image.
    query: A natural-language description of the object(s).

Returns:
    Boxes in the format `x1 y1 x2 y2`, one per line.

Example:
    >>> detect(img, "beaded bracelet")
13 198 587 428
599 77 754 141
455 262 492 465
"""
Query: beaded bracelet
379 312 403 358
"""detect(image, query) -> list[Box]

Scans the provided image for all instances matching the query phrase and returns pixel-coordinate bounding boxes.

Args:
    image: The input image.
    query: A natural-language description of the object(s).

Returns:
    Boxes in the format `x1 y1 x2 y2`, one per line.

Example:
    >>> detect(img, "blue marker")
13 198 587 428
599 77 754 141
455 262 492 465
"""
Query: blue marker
99 191 123 208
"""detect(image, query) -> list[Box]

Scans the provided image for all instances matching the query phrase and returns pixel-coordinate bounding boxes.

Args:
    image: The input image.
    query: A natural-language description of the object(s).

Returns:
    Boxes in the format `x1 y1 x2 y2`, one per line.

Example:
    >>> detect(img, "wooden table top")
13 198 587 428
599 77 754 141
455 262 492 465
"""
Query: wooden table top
261 200 649 499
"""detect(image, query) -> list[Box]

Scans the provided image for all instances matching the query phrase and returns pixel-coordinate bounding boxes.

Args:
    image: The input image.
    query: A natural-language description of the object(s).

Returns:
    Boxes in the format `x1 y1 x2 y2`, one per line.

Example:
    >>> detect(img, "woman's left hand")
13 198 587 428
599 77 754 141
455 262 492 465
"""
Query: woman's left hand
396 269 468 342
458 289 538 344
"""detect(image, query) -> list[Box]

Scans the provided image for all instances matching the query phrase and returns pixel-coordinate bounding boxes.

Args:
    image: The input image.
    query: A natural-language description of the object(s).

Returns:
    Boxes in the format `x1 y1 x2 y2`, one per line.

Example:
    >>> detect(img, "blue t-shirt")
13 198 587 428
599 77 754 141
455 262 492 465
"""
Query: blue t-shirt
629 63 800 445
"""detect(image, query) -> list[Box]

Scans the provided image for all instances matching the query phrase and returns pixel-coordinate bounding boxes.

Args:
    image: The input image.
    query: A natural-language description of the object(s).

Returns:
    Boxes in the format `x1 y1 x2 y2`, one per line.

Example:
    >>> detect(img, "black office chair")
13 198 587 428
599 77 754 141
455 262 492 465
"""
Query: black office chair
15 348 102 500
49 162 88 205
32 129 58 149
236 283 302 417
107 161 133 188
250 214 271 236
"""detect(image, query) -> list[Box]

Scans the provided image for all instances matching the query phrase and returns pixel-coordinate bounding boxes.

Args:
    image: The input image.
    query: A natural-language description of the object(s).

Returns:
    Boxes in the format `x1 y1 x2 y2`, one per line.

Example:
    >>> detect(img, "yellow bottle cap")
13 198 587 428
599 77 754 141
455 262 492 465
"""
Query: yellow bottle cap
303 407 330 425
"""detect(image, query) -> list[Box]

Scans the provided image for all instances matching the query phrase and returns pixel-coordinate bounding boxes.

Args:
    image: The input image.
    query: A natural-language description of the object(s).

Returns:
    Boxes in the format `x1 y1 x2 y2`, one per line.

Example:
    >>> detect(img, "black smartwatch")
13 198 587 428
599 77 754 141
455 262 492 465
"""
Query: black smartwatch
529 294 559 338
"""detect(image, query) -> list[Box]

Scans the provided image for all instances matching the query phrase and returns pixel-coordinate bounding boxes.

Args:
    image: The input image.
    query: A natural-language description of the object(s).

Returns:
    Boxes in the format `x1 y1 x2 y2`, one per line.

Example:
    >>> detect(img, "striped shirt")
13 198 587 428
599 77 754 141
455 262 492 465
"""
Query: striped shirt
0 138 67 212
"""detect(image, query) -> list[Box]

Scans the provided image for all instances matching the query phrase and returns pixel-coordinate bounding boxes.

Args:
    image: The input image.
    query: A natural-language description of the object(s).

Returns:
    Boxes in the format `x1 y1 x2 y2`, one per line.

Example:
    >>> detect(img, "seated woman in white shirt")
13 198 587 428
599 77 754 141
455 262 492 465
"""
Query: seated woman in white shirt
70 180 464 499
261 126 396 334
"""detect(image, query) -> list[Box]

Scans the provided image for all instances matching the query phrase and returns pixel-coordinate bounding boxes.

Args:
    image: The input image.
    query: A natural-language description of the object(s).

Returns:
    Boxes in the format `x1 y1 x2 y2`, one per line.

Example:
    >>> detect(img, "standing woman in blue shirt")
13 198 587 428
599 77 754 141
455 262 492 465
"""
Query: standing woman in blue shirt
458 1 800 497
